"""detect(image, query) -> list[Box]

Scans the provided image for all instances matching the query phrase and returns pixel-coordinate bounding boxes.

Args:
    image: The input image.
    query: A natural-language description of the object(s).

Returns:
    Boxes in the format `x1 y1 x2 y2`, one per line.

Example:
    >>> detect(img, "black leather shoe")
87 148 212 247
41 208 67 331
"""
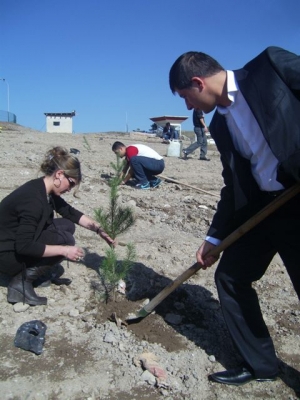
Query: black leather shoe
199 156 210 161
208 367 277 386
52 277 72 286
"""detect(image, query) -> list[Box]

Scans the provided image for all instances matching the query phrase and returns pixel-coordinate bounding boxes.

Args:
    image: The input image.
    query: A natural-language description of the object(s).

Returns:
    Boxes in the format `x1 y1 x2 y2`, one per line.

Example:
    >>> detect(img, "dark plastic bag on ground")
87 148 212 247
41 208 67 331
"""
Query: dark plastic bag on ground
14 320 47 355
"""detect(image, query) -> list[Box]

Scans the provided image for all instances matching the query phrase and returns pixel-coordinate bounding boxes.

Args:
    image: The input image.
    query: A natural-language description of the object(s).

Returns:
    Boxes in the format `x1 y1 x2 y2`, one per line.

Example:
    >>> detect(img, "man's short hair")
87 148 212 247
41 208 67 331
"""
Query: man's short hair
169 51 224 93
112 141 125 151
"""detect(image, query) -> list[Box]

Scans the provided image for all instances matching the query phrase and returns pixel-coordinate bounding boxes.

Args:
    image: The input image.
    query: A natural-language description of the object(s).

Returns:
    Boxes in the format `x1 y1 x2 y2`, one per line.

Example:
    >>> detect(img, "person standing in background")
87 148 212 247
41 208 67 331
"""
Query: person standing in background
183 109 210 161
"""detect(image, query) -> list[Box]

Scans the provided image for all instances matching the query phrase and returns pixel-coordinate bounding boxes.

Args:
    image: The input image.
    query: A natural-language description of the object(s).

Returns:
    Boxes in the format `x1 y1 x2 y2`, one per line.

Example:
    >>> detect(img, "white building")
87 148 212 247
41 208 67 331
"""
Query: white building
149 115 188 137
44 110 76 133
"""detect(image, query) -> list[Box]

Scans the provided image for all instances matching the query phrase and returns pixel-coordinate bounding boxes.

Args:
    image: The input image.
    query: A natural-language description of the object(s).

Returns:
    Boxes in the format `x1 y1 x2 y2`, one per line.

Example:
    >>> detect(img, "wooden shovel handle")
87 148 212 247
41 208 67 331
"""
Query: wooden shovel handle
144 183 300 314
159 174 219 198
208 183 300 257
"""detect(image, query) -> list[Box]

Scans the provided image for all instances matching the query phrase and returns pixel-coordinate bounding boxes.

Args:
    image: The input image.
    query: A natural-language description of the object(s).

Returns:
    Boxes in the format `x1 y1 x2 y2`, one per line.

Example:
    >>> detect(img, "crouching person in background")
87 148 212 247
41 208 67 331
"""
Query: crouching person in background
112 141 165 190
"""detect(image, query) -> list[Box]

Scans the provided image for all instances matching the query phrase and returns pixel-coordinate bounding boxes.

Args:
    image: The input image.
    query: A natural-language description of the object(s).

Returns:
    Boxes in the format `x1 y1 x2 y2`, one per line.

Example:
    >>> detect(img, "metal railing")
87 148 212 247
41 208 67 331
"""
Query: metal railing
0 110 17 123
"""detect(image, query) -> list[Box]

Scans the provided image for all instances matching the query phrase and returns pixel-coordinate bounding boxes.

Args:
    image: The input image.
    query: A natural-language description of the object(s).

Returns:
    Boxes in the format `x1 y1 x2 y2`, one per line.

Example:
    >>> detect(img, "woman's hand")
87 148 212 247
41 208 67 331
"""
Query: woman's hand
97 229 116 247
65 245 85 262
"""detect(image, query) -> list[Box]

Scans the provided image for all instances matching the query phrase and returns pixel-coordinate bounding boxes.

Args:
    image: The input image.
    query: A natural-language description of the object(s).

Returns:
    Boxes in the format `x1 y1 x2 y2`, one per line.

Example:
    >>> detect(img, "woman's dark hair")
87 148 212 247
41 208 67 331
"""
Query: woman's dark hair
169 51 224 93
40 146 82 185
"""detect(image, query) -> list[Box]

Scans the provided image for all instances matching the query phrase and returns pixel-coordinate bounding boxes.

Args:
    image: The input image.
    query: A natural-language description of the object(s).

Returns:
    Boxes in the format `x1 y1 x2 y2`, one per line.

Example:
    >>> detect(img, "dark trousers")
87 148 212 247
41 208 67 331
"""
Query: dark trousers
0 219 76 276
130 156 165 184
215 193 300 378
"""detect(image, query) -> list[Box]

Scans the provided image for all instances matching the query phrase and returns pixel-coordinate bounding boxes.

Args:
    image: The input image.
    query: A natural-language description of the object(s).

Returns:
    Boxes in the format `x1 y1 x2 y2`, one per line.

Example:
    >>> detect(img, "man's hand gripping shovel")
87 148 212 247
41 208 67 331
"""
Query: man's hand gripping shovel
126 183 300 323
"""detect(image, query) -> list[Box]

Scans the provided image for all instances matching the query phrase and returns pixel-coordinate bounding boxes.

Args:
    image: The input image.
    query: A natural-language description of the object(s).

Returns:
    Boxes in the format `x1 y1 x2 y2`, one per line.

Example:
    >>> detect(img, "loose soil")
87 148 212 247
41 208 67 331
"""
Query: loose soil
0 122 299 400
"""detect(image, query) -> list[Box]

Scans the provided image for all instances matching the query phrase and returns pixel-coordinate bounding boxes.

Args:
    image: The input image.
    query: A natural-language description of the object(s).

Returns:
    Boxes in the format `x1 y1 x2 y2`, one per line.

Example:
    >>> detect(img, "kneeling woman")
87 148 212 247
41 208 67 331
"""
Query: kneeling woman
0 146 115 306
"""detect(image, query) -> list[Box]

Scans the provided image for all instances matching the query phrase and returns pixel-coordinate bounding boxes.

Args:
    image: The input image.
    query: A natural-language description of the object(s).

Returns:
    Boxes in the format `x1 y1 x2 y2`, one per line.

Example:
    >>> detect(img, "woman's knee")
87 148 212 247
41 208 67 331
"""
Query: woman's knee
54 218 76 234
63 232 75 246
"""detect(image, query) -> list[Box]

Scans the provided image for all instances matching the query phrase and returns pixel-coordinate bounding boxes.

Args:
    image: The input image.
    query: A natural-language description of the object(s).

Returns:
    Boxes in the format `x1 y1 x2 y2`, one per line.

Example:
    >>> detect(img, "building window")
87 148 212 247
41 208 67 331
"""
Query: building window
53 121 60 126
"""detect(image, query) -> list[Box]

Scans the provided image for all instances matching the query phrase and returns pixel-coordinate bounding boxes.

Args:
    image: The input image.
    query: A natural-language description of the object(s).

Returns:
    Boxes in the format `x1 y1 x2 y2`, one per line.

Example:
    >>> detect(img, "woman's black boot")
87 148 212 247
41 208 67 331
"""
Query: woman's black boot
7 267 48 305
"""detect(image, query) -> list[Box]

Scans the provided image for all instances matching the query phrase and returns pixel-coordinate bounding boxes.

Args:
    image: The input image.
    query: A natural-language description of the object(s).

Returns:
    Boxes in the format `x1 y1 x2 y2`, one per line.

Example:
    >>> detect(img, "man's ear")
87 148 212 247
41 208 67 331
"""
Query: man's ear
191 77 204 90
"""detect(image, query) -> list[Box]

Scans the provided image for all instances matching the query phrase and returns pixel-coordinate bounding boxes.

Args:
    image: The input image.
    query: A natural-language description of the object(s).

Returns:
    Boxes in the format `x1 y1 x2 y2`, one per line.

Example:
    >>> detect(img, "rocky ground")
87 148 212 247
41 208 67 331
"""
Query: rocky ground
0 122 299 400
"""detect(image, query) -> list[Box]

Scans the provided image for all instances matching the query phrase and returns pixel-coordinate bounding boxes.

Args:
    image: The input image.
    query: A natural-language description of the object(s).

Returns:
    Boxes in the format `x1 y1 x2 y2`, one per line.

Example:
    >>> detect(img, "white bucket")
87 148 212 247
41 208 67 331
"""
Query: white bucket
167 140 182 157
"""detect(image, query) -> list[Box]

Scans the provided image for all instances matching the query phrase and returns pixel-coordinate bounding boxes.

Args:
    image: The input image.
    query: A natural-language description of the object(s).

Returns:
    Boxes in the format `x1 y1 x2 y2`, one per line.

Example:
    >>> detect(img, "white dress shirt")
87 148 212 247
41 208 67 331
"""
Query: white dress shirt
218 70 284 192
206 70 284 246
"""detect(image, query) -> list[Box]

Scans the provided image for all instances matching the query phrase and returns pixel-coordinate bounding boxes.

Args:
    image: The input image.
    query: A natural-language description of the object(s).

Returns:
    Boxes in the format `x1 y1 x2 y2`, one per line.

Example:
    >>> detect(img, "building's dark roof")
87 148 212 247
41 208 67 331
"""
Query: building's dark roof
44 110 76 117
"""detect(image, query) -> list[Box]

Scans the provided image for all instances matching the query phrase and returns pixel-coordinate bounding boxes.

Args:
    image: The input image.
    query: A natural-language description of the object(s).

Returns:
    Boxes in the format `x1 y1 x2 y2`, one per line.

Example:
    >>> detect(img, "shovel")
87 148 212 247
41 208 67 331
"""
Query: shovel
126 183 300 322
159 174 219 198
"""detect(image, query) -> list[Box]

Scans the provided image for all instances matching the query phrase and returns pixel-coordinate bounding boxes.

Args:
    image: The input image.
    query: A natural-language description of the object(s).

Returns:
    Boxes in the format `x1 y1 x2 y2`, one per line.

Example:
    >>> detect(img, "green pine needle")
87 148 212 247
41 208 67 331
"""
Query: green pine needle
94 154 136 301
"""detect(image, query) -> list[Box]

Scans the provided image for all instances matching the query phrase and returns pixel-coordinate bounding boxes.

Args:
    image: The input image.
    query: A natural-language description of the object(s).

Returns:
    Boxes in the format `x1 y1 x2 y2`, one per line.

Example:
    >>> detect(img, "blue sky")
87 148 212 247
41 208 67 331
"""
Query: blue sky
1 0 299 133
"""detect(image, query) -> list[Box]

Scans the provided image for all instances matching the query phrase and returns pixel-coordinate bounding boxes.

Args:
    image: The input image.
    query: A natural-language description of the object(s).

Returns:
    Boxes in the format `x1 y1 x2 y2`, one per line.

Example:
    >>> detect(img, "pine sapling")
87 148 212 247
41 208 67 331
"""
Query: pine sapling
94 156 136 301
83 136 91 151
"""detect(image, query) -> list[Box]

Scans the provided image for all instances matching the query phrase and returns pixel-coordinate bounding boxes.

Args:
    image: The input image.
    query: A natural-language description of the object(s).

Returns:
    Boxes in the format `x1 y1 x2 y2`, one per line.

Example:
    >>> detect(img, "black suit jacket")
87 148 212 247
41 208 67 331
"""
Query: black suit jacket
208 46 300 240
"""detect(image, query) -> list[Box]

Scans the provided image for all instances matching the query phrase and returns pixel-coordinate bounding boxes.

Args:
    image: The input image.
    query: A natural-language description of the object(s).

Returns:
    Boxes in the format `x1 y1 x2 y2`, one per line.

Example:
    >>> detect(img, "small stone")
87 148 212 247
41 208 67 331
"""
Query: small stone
165 313 183 325
118 343 125 351
183 196 193 203
141 370 156 385
103 332 117 344
174 302 185 310
69 309 79 317
13 302 30 313
127 199 136 207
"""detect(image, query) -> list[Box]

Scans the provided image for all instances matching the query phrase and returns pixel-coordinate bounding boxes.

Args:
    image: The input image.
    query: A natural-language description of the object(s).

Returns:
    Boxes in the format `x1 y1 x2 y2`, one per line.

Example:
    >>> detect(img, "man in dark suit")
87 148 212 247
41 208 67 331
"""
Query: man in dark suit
169 47 300 386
